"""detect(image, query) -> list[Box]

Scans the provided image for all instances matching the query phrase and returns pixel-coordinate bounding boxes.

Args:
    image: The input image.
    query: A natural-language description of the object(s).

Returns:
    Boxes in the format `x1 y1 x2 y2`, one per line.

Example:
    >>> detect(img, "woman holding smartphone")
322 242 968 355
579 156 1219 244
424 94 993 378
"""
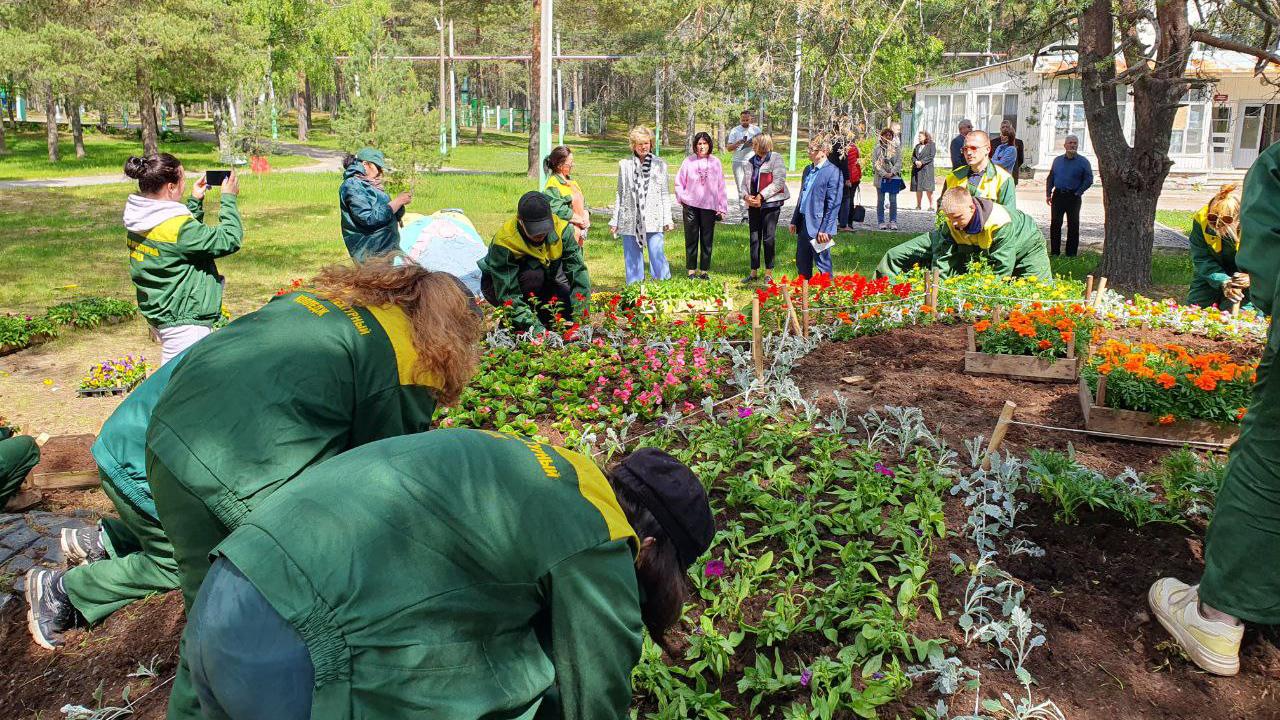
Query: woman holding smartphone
123 154 242 365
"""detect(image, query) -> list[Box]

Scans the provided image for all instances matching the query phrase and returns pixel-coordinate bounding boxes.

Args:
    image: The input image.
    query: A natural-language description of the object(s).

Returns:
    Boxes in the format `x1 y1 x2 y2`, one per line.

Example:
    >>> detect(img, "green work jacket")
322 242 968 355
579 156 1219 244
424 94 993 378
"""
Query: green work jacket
943 162 1018 209
146 291 440 530
478 216 590 331
90 349 188 521
1241 144 1280 322
214 428 642 720
927 200 1049 278
127 195 242 329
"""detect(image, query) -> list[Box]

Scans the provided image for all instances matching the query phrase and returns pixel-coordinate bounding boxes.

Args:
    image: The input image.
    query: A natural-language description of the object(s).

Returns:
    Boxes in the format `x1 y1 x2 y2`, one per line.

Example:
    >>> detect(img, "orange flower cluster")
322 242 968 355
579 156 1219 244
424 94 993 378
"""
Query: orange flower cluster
973 304 1097 359
1085 339 1258 424
1092 340 1255 389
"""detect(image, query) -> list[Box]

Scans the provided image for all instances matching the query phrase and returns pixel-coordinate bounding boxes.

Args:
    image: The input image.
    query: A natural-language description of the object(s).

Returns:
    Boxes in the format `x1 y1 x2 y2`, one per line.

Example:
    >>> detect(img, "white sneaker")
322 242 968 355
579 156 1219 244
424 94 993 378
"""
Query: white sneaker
878 223 888 230
889 222 898 230
1148 578 1243 676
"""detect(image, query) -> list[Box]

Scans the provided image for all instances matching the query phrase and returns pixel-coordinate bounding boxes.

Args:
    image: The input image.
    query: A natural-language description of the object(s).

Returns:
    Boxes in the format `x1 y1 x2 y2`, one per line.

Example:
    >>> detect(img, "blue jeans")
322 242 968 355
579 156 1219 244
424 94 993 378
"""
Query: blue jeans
186 558 313 720
794 215 833 279
621 232 671 284
877 187 898 224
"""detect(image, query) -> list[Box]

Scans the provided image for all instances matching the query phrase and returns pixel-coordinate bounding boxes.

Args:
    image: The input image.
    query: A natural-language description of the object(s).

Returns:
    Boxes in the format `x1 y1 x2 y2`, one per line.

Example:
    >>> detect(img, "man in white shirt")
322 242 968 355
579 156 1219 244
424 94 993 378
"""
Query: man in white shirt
726 110 762 218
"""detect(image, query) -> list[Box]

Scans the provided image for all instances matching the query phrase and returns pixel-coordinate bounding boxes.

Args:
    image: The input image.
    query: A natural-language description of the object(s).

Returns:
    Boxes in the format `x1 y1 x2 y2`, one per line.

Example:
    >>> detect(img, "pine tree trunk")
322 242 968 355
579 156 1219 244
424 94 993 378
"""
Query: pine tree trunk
296 72 309 142
177 103 185 133
332 62 343 118
98 108 109 132
136 68 159 155
685 104 695 153
1096 186 1158 288
211 95 229 160
69 99 85 158
527 0 542 178
44 88 59 162
0 111 7 154
304 74 312 130
572 69 582 135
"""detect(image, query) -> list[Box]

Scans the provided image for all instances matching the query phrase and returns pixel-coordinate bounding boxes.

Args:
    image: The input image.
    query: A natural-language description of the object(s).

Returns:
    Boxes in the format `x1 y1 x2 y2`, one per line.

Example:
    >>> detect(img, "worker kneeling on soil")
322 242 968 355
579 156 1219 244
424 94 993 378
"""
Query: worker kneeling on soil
479 191 591 333
180 429 713 720
875 186 1051 280
0 425 41 509
24 350 188 649
146 258 483 719
1148 142 1280 677
1187 184 1252 311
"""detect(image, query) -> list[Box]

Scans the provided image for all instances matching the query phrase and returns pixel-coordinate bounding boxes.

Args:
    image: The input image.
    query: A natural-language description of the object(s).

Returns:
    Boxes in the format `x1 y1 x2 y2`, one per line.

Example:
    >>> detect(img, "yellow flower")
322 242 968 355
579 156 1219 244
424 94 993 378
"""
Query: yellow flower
43 379 53 386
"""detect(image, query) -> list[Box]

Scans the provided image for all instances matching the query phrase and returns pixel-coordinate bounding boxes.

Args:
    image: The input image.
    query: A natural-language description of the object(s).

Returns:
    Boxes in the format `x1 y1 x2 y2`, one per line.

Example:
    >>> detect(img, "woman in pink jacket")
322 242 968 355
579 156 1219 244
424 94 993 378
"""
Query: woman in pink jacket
675 132 729 279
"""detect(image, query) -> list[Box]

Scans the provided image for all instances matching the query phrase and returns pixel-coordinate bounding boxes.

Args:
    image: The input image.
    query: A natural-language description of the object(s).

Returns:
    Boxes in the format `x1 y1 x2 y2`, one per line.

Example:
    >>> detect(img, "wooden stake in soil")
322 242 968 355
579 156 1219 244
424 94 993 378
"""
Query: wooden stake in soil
751 295 764 381
1084 274 1094 303
801 279 811 338
992 305 1004 327
967 324 977 352
983 400 1018 471
1095 374 1108 408
782 284 801 337
929 268 940 310
1093 276 1108 307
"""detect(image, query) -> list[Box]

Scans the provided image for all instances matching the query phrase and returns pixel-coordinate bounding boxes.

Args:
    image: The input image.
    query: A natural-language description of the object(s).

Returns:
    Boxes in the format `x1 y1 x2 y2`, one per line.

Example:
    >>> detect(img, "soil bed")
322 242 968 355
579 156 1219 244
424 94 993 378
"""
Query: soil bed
796 323 1280 718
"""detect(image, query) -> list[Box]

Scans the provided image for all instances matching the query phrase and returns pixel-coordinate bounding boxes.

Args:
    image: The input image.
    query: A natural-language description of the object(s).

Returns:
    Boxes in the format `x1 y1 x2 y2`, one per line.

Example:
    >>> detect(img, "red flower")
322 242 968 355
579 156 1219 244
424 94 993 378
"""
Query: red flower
503 300 514 307
249 156 271 174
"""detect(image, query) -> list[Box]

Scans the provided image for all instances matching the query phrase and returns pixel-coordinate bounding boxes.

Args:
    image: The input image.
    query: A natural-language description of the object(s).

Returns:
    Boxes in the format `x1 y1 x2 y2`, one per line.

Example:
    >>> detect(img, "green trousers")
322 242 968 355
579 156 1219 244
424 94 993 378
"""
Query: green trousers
1200 335 1280 624
146 450 234 720
0 435 40 507
62 471 180 624
874 231 1051 280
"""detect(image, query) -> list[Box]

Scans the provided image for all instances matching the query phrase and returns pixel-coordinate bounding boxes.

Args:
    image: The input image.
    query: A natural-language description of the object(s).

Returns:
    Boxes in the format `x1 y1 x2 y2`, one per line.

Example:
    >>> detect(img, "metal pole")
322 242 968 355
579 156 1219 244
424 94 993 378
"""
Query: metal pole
556 33 565 145
654 65 661 154
788 11 802 172
538 0 553 185
437 11 447 155
449 21 458 149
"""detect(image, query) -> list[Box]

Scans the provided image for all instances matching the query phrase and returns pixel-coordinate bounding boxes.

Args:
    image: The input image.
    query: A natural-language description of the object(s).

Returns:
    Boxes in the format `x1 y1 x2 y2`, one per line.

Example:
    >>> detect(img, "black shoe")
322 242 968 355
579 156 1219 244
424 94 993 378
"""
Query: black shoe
699 272 710 280
25 568 80 649
61 526 107 566
741 274 759 285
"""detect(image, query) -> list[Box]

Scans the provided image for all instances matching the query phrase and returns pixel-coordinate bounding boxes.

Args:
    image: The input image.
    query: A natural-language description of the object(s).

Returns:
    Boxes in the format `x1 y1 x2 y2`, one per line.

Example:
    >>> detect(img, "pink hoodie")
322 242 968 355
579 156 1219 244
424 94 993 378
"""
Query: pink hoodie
674 154 729 214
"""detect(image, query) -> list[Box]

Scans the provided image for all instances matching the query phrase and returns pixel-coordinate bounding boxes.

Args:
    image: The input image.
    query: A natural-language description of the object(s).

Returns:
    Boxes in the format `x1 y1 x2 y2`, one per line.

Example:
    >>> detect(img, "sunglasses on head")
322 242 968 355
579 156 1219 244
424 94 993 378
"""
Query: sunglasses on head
1207 213 1235 226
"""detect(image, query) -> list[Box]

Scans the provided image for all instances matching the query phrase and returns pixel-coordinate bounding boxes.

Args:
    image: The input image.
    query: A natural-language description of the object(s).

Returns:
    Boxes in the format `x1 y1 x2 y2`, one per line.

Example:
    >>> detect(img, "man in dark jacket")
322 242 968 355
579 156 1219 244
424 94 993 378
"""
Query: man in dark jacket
339 147 413 262
479 191 591 333
950 119 973 169
790 138 844 279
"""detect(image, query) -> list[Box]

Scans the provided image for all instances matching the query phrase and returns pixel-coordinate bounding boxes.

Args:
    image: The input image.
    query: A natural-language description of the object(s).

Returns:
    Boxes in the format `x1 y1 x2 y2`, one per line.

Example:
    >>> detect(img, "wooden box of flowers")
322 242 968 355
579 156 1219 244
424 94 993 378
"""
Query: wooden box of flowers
965 304 1095 383
78 355 150 397
1078 339 1252 445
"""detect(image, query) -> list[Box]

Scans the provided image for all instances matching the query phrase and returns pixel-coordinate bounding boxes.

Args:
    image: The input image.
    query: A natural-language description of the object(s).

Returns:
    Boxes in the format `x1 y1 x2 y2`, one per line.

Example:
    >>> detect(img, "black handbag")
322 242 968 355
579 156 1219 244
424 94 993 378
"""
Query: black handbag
850 185 866 223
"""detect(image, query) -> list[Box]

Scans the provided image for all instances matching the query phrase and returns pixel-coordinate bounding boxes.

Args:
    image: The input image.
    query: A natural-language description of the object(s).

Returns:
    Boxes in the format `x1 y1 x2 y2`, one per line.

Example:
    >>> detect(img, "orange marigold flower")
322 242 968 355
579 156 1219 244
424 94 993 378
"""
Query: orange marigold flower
1237 407 1248 420
974 320 992 332
1157 414 1175 425
1193 374 1218 392
1059 330 1074 345
920 304 935 314
1098 363 1113 374
1037 339 1052 350
837 311 852 324
1155 373 1176 389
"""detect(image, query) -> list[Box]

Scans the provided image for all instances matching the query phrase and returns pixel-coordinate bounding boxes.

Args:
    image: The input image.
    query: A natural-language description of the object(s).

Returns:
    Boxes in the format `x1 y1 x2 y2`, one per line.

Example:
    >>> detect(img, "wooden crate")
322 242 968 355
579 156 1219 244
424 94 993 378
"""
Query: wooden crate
1077 377 1239 446
30 433 101 490
77 374 144 397
964 326 1081 382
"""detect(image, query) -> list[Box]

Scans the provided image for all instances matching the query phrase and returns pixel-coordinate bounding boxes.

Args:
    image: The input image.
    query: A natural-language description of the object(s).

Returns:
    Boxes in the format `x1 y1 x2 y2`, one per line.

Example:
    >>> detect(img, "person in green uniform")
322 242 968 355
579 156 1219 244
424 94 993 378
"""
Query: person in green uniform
1149 142 1280 677
942 130 1017 209
146 258 484 719
339 147 413 262
0 426 40 509
181 429 714 720
23 350 188 650
875 186 1051 279
542 145 590 246
123 153 243 365
479 191 591 333
1187 184 1251 310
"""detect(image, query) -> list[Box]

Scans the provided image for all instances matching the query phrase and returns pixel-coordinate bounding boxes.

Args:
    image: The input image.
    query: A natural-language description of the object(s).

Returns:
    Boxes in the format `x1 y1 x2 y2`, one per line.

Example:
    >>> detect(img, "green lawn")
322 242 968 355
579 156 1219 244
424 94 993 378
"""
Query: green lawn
0 127 318 181
1156 209 1195 235
0 170 1193 315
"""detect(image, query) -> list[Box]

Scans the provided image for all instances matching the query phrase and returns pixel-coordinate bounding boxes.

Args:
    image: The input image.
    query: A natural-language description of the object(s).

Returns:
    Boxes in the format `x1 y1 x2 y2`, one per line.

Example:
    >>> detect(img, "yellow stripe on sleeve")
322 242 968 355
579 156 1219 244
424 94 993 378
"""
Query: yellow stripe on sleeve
552 447 639 551
365 304 443 390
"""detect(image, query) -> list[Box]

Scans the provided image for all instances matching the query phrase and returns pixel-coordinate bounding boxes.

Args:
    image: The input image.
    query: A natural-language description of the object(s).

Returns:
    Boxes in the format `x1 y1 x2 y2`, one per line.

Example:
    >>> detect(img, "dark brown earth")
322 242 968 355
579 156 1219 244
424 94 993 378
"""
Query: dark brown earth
795 323 1280 719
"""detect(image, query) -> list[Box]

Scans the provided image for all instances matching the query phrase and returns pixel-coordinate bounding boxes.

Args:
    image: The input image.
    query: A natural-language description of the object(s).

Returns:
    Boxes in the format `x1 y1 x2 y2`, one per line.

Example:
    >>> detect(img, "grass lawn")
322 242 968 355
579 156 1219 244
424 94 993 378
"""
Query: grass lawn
0 170 1193 316
1156 209 1195 235
0 127 318 181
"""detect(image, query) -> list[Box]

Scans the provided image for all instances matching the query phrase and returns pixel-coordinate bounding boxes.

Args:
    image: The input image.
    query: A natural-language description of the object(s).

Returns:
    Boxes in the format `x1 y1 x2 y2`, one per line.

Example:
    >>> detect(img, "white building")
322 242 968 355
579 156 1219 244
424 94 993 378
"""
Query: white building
905 48 1280 183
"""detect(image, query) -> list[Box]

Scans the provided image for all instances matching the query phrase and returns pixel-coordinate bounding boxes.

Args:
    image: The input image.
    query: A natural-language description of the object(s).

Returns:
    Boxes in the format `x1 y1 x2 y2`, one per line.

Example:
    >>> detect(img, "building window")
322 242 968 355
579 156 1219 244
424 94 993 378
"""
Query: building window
1169 93 1207 155
919 94 956 144
975 93 1019 134
1052 79 1130 154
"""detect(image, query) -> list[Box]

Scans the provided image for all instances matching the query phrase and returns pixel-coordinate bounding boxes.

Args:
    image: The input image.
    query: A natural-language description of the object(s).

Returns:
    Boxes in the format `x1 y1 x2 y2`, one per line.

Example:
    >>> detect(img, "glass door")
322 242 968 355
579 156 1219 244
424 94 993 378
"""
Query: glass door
1211 106 1232 169
1236 104 1263 168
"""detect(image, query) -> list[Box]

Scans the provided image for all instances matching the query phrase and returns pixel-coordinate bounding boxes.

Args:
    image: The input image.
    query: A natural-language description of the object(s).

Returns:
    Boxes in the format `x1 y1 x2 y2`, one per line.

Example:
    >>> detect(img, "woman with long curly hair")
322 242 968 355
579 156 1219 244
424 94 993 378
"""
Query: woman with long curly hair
139 257 483 718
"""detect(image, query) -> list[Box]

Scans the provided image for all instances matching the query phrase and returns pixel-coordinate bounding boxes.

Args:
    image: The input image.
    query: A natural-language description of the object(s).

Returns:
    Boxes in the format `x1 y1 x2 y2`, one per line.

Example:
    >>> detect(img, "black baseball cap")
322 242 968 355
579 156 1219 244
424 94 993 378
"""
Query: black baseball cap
517 191 555 238
614 448 715 568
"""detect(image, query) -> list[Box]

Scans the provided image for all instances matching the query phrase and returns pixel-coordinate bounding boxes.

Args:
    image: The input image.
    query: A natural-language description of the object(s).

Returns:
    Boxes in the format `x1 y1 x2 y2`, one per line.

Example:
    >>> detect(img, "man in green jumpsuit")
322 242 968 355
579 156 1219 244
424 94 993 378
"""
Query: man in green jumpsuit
147 270 479 720
0 426 40 508
180 429 714 720
1149 142 1280 676
23 351 186 650
875 186 1051 280
479 191 591 333
942 130 1018 209
1187 190 1251 310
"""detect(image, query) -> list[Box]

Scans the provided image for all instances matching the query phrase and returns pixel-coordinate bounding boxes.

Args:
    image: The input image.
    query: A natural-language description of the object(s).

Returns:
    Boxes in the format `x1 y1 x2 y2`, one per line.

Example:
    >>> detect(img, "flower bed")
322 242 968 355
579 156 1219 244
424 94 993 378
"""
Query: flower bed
0 314 58 355
1095 294 1269 343
620 278 732 316
44 297 137 329
437 337 731 437
78 355 150 396
964 304 1099 382
1078 340 1254 444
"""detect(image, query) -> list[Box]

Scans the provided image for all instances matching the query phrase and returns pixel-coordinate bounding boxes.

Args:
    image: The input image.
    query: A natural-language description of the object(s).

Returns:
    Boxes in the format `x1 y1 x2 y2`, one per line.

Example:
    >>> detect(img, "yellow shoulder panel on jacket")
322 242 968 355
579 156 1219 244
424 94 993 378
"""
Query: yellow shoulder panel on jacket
365 304 442 390
551 446 640 551
145 215 192 244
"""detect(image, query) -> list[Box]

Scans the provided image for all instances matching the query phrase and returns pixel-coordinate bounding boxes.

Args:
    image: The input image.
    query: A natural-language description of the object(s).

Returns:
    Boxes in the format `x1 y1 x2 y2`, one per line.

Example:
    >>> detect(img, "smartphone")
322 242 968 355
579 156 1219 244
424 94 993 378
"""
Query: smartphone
205 170 231 187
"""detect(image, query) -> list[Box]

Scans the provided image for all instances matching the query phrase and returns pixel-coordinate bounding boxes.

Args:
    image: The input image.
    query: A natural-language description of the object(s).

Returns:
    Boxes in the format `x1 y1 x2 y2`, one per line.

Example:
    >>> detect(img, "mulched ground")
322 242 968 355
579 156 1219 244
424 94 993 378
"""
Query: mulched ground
795 322 1280 719
1 322 1274 718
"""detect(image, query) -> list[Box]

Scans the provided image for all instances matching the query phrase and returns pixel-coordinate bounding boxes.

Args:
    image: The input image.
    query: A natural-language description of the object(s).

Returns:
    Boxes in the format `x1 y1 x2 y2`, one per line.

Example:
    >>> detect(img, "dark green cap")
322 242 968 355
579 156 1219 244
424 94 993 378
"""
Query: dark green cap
354 147 390 170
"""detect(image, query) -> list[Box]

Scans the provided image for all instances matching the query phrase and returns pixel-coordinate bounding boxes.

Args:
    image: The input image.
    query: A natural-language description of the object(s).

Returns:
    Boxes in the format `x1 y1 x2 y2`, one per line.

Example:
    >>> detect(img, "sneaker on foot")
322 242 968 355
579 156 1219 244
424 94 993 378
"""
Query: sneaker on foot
889 222 899 230
878 223 888 230
25 568 80 650
740 274 758 285
61 526 106 566
1148 578 1243 676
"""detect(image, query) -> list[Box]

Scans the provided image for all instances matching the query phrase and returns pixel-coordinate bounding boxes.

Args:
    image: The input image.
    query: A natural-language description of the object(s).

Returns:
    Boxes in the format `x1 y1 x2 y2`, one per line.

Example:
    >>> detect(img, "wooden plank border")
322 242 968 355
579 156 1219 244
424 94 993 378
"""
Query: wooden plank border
1078 377 1239 445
